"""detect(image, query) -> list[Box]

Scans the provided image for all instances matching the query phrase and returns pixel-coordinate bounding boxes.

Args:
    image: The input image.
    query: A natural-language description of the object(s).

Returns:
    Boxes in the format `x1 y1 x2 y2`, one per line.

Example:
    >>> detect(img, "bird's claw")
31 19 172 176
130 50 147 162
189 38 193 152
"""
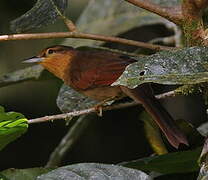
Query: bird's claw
95 105 103 117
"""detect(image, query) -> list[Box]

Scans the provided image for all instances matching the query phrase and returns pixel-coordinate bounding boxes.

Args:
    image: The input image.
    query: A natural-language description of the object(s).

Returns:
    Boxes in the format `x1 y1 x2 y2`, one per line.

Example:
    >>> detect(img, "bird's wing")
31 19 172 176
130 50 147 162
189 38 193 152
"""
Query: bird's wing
69 51 136 90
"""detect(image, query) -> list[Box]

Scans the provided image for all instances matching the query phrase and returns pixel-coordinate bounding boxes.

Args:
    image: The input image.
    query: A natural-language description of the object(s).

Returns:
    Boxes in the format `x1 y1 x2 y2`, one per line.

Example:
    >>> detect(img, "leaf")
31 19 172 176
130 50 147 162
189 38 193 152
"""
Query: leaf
0 65 56 88
113 46 208 88
37 163 150 180
121 148 201 174
62 0 179 47
0 107 28 151
141 112 168 155
0 168 53 180
10 0 68 32
57 85 99 113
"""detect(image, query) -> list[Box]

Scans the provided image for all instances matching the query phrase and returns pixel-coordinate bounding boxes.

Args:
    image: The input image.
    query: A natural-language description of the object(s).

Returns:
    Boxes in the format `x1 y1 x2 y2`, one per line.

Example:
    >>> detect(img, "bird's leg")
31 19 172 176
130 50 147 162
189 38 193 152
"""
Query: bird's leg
94 96 121 116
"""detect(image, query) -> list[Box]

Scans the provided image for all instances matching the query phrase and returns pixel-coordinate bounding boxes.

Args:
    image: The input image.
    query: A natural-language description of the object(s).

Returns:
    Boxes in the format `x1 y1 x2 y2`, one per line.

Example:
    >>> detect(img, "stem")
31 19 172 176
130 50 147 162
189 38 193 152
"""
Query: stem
124 0 183 24
49 0 77 32
28 90 176 124
0 32 173 51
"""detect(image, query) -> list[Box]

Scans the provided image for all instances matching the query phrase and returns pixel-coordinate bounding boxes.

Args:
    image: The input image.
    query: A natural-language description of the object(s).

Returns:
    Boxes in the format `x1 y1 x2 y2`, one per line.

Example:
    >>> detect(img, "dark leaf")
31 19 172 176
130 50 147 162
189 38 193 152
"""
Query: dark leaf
113 47 208 88
10 0 68 32
57 84 98 113
62 0 179 47
37 163 150 180
1 168 53 180
121 148 201 174
0 65 55 88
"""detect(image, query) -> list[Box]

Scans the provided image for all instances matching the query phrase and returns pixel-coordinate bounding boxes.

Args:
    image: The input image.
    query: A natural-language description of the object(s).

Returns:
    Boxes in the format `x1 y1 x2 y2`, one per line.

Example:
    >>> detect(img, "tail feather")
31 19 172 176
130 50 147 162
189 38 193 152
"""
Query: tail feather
141 96 188 148
121 84 188 148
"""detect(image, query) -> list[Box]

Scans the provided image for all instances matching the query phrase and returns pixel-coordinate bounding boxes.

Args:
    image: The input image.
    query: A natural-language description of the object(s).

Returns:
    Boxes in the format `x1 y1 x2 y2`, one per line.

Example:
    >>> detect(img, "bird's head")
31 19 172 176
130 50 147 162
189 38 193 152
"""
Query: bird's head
23 45 76 79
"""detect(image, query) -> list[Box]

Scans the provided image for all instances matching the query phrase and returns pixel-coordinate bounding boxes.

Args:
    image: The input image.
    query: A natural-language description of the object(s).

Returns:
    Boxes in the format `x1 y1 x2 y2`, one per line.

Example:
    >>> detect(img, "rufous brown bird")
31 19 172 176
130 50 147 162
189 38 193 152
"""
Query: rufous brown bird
24 45 188 148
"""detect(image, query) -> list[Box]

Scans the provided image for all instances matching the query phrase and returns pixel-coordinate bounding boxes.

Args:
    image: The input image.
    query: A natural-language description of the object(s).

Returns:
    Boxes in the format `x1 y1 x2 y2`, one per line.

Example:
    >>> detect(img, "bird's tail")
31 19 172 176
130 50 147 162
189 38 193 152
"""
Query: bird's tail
121 84 188 148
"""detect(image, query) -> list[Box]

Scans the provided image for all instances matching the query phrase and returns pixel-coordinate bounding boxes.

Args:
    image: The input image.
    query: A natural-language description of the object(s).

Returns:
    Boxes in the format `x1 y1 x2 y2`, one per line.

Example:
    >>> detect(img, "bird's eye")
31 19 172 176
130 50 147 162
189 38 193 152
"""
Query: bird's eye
47 49 54 55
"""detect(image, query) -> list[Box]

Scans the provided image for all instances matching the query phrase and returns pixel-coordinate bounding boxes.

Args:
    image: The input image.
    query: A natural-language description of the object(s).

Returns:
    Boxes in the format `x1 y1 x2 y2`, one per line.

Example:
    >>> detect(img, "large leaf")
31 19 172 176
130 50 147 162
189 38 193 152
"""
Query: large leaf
0 65 57 88
0 168 53 180
10 0 68 32
0 106 28 151
122 148 201 174
57 84 98 113
113 46 208 88
62 0 179 47
0 65 43 88
37 163 150 180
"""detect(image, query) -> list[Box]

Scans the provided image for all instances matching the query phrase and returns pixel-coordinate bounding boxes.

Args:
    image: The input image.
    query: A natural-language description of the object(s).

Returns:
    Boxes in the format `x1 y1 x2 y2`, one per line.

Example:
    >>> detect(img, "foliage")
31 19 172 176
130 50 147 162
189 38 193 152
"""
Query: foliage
0 106 28 151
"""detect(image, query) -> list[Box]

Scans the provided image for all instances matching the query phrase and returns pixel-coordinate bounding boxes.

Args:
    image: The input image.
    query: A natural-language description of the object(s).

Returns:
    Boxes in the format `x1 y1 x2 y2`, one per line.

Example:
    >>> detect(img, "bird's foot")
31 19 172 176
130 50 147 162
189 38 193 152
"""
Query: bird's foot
94 96 118 117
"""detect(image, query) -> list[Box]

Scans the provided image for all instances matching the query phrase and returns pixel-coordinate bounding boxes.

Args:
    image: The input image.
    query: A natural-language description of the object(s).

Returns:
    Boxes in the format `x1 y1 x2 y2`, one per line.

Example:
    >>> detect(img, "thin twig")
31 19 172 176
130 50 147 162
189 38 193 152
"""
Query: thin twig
28 101 138 124
63 18 77 32
0 32 174 51
28 90 176 124
124 0 183 25
49 0 77 32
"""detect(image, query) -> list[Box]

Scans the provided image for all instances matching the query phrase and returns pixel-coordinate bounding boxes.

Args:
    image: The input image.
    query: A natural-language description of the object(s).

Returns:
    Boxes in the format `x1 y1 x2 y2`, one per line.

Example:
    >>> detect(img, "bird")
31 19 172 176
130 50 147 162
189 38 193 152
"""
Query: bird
24 45 188 148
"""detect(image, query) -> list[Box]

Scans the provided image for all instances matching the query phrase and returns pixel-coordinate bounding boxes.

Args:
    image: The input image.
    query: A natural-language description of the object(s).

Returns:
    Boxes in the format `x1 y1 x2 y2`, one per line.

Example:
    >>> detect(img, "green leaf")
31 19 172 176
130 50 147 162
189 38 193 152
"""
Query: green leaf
37 163 150 180
1 168 53 180
0 107 28 151
113 46 208 88
10 0 68 33
121 148 201 174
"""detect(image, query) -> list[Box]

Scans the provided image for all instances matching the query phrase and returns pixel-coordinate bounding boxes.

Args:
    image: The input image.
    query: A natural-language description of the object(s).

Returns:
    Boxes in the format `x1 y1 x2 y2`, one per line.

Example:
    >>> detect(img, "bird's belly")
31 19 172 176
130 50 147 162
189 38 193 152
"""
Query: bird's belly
81 86 124 101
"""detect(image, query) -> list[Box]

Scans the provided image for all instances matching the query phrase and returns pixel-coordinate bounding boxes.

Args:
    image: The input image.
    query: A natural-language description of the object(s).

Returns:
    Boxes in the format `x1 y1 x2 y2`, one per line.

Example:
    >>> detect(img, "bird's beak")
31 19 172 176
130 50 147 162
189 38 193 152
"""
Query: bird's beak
22 56 44 63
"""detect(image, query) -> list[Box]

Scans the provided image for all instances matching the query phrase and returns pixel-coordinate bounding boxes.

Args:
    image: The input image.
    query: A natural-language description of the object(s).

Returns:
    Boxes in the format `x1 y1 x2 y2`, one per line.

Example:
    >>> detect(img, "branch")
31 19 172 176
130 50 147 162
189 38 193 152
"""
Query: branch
50 0 77 32
124 0 183 25
0 32 173 51
28 90 176 124
181 0 208 45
